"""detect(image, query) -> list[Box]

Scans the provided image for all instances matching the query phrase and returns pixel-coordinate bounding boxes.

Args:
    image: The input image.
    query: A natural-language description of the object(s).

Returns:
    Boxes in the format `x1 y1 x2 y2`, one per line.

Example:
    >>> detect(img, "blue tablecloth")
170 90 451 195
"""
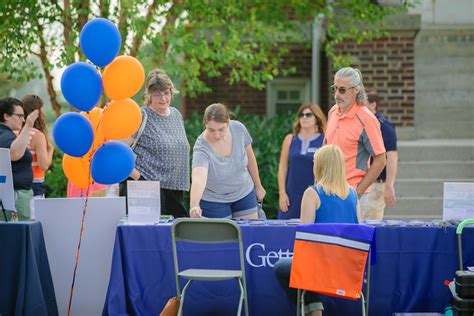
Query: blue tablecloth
103 222 474 316
0 221 58 316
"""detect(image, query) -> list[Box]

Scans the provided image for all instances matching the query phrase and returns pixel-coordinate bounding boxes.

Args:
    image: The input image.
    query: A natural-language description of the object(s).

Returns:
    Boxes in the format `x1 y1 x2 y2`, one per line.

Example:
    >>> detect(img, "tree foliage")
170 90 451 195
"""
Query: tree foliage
0 0 407 117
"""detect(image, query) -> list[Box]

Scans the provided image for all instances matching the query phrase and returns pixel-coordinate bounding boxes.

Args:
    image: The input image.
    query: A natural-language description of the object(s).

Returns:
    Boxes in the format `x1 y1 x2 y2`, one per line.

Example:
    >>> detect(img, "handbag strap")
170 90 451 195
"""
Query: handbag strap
131 108 148 150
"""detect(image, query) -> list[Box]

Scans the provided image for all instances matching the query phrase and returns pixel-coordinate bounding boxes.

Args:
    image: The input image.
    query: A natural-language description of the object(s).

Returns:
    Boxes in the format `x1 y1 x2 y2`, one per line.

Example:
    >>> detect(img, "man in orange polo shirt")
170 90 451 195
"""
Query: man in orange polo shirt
325 67 386 217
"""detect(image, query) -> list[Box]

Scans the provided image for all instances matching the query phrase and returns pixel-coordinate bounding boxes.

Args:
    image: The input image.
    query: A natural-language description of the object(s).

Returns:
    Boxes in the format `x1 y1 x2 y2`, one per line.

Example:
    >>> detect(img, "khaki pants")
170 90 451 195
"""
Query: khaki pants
362 182 385 221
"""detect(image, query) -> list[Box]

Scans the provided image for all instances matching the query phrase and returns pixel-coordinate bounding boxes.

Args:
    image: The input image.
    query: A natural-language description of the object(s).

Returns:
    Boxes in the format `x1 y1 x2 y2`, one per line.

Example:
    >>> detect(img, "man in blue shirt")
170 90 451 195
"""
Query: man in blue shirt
363 91 398 220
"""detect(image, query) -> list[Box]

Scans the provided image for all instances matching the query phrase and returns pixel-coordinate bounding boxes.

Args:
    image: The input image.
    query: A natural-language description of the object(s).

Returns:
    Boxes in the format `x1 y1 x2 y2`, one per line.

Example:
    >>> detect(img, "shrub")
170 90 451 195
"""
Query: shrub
44 147 67 197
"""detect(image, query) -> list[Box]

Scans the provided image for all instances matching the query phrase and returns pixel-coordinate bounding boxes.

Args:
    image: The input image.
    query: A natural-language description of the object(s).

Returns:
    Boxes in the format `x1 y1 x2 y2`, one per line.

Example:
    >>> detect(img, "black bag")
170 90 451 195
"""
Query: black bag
455 271 474 299
451 292 474 316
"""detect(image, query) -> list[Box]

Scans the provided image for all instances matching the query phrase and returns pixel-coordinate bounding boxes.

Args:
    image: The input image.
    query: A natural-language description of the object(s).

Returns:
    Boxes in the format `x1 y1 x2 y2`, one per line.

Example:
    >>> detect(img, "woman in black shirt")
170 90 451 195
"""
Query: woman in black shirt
0 97 38 220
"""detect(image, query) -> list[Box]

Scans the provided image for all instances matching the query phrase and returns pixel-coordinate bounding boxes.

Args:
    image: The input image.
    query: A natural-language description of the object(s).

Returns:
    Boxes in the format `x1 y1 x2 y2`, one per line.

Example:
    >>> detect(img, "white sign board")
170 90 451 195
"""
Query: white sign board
0 148 15 211
127 180 161 223
36 197 125 316
443 182 474 221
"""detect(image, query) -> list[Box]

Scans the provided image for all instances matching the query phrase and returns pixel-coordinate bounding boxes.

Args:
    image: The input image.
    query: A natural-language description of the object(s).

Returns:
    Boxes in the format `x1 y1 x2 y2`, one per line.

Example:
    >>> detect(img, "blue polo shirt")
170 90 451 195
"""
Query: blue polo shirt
374 112 397 181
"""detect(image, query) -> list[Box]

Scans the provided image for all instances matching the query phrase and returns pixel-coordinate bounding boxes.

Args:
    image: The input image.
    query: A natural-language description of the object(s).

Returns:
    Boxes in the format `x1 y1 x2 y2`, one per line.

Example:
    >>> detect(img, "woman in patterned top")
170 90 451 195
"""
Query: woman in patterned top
122 69 189 217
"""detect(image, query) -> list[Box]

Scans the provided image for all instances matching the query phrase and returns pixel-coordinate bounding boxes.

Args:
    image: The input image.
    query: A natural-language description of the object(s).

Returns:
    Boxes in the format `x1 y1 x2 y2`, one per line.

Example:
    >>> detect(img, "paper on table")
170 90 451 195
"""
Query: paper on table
443 182 474 221
127 180 161 223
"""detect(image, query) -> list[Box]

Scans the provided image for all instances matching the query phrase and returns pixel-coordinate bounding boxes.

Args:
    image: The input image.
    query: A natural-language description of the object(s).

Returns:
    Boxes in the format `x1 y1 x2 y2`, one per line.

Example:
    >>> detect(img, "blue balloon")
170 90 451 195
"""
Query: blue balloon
61 62 103 112
53 113 94 157
80 18 121 67
91 141 135 185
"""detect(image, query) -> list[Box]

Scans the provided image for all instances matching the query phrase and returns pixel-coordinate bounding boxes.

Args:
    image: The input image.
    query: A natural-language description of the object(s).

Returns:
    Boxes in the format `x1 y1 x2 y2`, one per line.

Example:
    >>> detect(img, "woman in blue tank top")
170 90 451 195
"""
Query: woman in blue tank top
275 145 360 316
300 144 360 224
278 104 327 219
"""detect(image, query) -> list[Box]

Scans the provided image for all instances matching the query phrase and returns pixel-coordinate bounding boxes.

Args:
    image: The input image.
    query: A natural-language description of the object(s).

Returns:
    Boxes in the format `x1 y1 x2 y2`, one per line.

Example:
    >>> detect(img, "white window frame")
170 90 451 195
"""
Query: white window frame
266 78 311 117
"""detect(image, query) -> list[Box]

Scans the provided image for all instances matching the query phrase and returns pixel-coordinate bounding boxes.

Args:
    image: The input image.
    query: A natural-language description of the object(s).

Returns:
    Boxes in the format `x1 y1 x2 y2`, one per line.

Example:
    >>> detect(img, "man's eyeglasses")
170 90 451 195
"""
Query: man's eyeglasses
12 113 25 119
298 112 314 118
151 90 172 98
331 85 356 95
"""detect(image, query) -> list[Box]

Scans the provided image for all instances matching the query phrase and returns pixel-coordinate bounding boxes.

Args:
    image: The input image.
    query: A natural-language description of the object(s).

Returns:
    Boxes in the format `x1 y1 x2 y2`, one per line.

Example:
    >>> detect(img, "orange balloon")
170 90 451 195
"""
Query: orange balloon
81 107 106 152
102 99 142 140
102 55 145 100
90 129 106 151
62 154 92 189
82 107 103 130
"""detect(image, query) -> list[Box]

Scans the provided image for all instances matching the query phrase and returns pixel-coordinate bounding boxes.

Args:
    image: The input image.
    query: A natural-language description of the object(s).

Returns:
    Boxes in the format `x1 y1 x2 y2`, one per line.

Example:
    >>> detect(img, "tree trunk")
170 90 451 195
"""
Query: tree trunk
37 22 62 117
62 0 75 65
99 0 109 19
45 69 62 118
117 1 129 55
76 1 90 34
129 0 159 57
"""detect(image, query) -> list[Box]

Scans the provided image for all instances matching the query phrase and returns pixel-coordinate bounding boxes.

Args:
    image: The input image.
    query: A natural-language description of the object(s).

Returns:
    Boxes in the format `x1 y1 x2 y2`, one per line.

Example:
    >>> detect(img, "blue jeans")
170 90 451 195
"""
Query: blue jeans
274 258 324 313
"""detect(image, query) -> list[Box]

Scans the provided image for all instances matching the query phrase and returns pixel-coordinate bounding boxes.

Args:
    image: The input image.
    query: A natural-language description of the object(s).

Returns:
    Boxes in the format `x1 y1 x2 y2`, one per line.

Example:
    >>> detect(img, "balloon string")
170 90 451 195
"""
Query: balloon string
66 167 92 316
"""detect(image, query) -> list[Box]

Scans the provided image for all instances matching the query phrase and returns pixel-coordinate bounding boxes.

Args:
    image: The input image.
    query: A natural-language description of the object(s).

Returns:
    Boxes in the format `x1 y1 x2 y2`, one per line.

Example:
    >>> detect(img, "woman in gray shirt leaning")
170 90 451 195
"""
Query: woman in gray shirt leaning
121 69 189 217
189 103 266 219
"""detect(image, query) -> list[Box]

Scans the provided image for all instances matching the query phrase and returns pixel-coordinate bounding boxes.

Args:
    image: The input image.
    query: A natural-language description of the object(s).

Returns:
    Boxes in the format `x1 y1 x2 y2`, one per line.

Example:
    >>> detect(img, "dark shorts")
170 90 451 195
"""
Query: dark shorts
32 182 45 197
200 189 258 219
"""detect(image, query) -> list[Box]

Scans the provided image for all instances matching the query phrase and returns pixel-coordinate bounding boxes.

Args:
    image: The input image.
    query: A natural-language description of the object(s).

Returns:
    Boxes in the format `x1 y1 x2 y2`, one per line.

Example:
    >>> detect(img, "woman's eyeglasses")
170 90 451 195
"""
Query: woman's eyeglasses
331 85 356 95
12 113 25 119
298 112 314 118
151 90 172 98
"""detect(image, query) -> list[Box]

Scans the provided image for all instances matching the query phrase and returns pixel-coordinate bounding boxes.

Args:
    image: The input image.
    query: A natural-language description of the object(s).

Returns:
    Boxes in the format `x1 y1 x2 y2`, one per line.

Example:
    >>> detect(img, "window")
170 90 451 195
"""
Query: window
266 79 311 116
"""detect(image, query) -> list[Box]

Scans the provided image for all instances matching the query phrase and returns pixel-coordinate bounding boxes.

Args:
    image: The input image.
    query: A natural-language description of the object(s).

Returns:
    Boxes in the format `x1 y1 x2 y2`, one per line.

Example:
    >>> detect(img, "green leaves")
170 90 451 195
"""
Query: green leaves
1 0 410 108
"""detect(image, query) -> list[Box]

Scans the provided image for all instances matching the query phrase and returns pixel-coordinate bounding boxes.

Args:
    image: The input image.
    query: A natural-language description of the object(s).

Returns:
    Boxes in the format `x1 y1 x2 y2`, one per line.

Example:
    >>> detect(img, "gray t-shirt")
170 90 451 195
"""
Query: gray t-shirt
134 106 190 191
192 120 254 202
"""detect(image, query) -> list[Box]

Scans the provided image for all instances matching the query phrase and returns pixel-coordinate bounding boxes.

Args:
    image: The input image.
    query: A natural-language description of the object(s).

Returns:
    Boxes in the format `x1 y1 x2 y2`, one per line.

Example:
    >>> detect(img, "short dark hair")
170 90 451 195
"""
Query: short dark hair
0 97 23 123
367 90 379 104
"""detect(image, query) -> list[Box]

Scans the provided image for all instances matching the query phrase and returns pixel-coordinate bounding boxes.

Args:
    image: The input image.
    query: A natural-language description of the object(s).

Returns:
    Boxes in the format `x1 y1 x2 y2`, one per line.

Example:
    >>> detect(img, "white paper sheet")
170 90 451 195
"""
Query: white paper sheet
443 182 474 221
127 180 161 223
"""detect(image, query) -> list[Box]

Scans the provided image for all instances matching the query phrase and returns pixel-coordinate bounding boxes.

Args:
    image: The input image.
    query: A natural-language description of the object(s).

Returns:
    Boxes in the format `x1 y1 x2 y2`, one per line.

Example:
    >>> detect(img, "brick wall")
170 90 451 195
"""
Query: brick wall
184 32 417 127
183 69 267 117
331 31 417 127
183 44 313 117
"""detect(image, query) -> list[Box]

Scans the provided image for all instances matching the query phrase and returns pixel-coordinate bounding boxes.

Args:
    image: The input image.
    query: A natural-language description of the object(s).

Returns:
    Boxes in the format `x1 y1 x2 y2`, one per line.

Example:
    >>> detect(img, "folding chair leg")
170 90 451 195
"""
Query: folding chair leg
361 292 366 316
178 279 192 316
236 278 244 316
365 250 371 316
296 289 301 316
300 290 306 316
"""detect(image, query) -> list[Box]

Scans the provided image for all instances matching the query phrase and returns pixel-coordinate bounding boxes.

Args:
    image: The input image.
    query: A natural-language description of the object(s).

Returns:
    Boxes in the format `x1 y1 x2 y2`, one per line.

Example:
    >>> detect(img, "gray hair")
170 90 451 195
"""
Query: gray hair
143 69 179 106
335 67 368 106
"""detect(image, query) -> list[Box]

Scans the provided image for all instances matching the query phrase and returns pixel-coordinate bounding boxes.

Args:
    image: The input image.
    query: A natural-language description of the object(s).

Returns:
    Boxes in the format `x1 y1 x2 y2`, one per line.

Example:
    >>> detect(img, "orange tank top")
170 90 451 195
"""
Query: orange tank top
27 128 46 183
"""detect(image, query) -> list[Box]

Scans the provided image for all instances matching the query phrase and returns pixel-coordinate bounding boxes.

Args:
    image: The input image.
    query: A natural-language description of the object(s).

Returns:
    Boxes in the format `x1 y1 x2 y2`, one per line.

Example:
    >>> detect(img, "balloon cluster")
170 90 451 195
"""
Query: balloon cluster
53 18 145 188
